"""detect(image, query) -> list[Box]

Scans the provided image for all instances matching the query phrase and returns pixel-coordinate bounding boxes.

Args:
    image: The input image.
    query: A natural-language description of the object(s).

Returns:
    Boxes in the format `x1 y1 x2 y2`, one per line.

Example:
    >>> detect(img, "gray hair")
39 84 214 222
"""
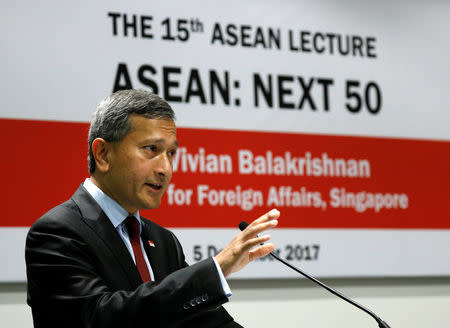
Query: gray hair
88 89 175 174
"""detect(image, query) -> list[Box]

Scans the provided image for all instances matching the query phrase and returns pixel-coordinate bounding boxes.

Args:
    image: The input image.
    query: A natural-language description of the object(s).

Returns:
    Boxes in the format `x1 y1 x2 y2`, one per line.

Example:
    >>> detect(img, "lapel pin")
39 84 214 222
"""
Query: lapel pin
148 240 155 247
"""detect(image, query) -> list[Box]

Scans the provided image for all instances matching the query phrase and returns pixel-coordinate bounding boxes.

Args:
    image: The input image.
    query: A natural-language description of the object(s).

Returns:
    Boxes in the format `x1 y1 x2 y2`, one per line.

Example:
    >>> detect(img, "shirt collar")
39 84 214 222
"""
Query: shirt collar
83 178 141 229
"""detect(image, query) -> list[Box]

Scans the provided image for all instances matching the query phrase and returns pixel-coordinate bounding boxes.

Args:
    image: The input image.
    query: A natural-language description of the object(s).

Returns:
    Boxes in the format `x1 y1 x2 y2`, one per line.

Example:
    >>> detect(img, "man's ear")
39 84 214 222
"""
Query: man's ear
91 138 111 173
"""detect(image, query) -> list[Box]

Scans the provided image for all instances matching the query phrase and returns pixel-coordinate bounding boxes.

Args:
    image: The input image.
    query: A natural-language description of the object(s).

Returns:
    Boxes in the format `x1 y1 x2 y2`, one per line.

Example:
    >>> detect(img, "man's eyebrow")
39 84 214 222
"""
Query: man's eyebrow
144 138 178 147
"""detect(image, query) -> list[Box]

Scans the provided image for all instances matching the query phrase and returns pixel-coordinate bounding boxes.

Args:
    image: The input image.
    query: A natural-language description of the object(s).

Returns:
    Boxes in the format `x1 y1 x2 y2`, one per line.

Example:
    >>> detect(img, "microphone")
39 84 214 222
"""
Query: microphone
239 221 391 328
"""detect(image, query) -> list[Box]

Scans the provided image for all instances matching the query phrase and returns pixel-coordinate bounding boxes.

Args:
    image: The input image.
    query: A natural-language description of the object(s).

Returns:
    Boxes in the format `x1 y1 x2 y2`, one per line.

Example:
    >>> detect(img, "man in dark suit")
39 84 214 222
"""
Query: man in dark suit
25 90 279 327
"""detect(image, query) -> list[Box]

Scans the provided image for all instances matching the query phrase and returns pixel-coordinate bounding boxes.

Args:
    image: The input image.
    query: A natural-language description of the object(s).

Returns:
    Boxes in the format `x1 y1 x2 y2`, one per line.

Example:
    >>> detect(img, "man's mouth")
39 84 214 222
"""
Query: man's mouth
146 183 163 190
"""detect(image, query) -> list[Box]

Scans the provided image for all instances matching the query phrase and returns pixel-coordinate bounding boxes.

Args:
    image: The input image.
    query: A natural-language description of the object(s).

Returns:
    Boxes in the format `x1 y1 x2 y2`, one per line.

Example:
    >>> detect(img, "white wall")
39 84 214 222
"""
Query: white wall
226 277 450 327
2 277 449 327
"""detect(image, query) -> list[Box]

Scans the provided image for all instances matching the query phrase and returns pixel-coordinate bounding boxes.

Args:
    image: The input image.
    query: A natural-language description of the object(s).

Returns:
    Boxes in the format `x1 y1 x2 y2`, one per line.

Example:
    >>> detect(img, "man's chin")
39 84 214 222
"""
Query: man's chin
140 199 161 210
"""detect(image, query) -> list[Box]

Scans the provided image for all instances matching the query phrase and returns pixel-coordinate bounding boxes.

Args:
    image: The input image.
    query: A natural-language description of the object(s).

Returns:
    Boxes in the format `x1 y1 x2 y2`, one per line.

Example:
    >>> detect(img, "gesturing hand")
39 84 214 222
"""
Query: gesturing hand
214 209 280 278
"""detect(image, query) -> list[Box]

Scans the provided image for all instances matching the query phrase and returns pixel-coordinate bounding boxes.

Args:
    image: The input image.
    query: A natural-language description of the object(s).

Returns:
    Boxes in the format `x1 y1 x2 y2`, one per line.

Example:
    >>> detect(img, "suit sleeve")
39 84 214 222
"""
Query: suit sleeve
166 229 243 328
25 213 240 328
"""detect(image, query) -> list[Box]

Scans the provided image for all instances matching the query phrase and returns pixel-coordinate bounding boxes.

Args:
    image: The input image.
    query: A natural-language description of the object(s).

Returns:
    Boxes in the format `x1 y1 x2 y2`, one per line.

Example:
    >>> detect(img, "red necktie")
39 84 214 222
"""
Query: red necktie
125 216 151 282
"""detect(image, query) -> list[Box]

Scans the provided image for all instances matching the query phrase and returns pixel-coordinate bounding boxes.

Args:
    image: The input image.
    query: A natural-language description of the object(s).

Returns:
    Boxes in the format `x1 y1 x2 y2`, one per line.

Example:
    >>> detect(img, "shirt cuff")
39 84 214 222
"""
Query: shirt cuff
212 257 232 298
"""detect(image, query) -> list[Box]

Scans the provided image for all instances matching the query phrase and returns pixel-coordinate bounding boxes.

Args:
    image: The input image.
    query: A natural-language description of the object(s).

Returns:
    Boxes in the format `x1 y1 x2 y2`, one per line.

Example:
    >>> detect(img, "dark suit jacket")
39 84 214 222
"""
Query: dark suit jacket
25 185 242 328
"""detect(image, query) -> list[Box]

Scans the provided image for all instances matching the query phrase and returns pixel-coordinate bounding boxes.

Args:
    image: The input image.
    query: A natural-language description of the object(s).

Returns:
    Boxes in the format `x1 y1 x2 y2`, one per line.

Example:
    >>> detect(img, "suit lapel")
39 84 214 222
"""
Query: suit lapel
71 185 143 288
141 220 168 281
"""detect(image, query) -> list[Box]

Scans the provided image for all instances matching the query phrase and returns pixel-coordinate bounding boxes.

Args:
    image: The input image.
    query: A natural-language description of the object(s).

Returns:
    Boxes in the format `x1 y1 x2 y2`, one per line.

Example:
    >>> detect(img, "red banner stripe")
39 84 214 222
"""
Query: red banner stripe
1 118 449 229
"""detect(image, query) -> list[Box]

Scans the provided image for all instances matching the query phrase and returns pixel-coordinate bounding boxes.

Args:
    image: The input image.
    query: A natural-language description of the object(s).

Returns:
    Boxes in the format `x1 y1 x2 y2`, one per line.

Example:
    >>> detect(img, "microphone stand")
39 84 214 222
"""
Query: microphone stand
239 221 391 327
268 251 391 328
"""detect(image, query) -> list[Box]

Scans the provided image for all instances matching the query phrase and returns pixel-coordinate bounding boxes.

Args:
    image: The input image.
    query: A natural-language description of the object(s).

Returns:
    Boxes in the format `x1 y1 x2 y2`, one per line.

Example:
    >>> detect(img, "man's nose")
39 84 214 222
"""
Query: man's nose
155 152 172 177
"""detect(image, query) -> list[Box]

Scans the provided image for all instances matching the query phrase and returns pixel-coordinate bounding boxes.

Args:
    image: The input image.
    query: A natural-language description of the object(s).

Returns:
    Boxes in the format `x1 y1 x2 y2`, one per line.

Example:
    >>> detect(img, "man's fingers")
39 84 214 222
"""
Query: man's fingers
215 209 280 277
242 218 278 239
243 234 271 250
251 209 280 226
248 243 275 261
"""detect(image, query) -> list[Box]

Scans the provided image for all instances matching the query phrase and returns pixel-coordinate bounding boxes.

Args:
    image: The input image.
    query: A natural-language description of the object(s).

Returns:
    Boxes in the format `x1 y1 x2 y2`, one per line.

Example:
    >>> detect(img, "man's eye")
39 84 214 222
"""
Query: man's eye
169 149 177 157
145 145 157 152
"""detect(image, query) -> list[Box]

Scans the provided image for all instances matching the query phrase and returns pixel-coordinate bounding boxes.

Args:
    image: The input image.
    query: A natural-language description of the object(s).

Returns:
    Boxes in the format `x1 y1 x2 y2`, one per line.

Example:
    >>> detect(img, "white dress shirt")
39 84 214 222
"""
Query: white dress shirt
83 178 231 297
